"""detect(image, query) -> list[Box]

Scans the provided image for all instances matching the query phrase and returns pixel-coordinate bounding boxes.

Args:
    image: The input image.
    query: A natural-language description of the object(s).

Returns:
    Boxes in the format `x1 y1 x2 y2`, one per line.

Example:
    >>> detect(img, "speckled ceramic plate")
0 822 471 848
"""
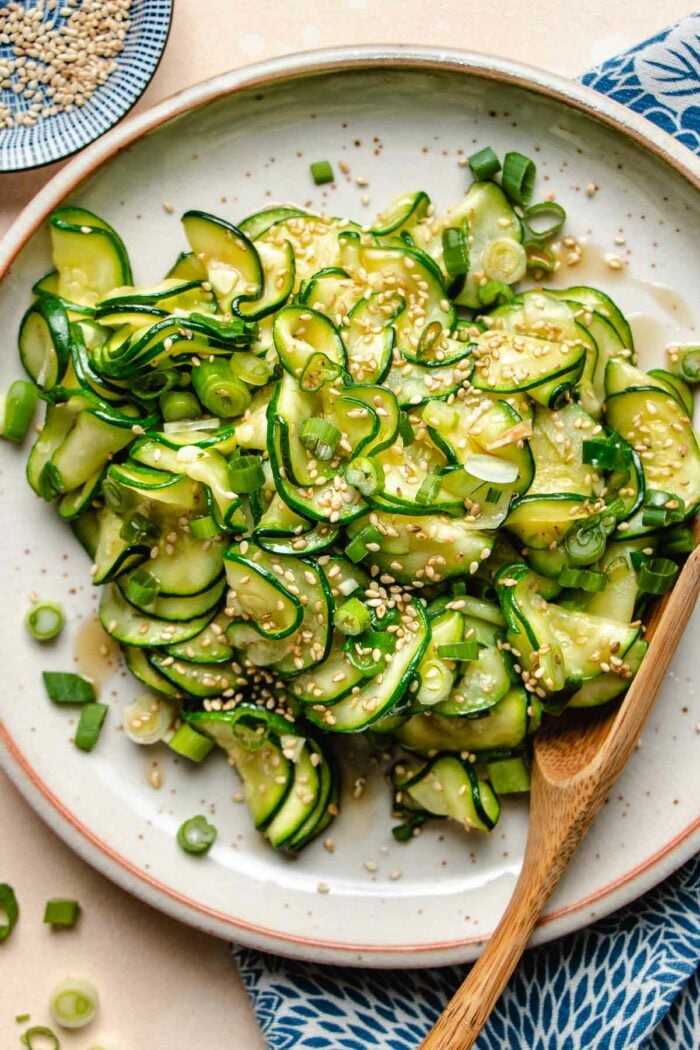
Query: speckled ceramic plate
1 48 698 967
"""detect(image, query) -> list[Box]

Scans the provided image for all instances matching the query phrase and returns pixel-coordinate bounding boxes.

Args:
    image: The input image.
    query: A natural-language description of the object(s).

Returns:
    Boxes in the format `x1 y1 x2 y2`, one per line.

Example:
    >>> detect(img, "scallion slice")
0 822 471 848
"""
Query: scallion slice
558 567 607 592
120 512 160 545
636 557 679 595
132 369 178 401
437 641 479 661
177 814 217 854
192 360 251 418
300 418 341 461
20 1026 60 1049
0 883 19 942
524 201 566 242
44 899 80 927
416 474 442 505
441 227 470 278
26 601 64 641
502 151 537 206
662 525 696 554
299 351 342 392
334 597 371 637
2 379 38 443
160 390 201 422
524 241 557 272
666 344 700 383
189 515 219 539
344 524 382 563
230 351 272 387
43 672 96 705
564 520 607 567
49 977 99 1029
478 279 513 307
124 567 160 607
641 490 685 528
74 703 108 752
468 146 501 181
310 160 334 185
123 694 176 745
582 439 630 471
228 453 264 494
345 456 384 496
168 722 215 763
481 237 527 284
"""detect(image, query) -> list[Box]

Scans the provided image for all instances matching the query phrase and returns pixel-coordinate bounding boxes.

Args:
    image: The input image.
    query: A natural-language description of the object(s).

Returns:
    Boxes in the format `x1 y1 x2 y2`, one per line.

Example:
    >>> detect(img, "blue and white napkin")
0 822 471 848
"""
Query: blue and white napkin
234 17 700 1048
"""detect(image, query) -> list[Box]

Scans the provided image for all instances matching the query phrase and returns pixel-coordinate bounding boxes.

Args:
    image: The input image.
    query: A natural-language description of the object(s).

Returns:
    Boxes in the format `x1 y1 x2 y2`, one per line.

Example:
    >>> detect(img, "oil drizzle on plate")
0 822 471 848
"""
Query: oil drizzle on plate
73 614 120 691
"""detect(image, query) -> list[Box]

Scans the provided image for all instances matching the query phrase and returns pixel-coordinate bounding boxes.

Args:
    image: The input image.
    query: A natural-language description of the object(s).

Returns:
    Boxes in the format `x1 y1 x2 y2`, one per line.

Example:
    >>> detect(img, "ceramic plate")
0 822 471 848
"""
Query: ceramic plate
1 48 698 967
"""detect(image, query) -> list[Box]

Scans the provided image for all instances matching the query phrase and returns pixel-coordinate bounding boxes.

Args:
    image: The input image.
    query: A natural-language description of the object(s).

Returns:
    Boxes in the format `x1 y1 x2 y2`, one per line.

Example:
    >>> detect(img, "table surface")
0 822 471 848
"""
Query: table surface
1 1 694 1046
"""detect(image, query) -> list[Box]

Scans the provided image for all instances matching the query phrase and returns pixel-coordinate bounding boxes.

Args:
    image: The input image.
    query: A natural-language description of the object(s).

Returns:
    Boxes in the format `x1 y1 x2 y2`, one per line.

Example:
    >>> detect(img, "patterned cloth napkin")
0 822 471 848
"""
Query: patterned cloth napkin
233 16 700 1049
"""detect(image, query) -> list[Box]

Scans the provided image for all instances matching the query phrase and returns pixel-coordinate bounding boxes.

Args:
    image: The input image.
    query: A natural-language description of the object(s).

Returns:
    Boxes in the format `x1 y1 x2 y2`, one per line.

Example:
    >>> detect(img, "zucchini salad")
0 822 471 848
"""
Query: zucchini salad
10 145 700 854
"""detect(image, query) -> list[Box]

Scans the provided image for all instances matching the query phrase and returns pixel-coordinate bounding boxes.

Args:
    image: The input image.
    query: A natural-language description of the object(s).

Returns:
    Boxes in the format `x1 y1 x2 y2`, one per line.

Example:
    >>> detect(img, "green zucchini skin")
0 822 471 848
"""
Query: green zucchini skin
14 180 695 856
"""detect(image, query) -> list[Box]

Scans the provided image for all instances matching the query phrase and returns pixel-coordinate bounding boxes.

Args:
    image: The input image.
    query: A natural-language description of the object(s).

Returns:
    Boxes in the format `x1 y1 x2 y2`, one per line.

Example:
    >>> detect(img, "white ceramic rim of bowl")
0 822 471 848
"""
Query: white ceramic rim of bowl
1 45 699 966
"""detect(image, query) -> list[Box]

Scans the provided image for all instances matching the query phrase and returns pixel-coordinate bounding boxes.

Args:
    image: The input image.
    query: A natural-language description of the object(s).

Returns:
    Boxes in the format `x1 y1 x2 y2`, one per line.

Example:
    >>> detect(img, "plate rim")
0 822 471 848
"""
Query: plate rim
1 45 698 967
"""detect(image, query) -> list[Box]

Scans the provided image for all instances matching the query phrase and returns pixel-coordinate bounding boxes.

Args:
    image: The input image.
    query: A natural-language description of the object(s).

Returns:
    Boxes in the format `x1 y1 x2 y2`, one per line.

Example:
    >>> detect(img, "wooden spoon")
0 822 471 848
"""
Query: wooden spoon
422 542 700 1050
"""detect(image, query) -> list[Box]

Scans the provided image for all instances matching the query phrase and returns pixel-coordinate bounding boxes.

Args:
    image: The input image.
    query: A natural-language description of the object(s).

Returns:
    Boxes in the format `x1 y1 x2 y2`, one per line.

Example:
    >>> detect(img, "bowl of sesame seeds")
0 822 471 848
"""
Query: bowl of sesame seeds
0 0 172 171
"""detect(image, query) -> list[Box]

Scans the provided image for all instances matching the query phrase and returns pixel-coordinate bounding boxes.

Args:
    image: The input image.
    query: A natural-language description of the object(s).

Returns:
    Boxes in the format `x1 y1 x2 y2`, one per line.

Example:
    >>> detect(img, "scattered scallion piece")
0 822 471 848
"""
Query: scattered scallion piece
0 883 19 942
334 597 371 637
641 490 685 528
299 351 341 392
123 694 176 745
44 899 80 927
468 146 501 181
49 977 99 1030
441 226 470 278
189 514 219 539
132 369 178 400
478 279 513 307
481 237 527 284
636 556 679 595
120 512 160 545
564 519 608 567
74 703 108 751
177 815 217 854
524 241 557 272
558 567 607 592
345 456 384 497
484 486 501 504
228 453 264 494
344 524 382 563
15 1015 31 1024
416 474 441 505
437 641 479 661
168 722 215 763
160 390 201 422
124 567 160 607
26 601 65 641
582 438 629 471
21 1026 60 1049
502 151 537 206
523 201 566 242
300 418 341 461
662 525 696 555
310 160 334 185
666 344 700 383
192 360 251 418
2 379 38 443
43 672 96 705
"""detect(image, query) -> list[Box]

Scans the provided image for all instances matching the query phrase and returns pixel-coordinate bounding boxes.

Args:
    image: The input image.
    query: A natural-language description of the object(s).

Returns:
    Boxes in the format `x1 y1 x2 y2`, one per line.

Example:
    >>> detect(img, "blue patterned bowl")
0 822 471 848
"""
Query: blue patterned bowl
0 0 172 172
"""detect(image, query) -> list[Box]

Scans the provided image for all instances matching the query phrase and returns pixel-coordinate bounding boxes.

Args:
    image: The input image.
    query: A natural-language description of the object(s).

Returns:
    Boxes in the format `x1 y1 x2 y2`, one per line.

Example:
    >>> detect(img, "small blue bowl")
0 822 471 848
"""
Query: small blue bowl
0 0 173 172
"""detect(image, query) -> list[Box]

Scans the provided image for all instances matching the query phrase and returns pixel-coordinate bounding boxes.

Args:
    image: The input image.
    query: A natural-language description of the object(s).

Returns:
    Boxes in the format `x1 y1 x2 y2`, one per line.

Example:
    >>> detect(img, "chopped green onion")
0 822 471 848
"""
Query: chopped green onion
636 556 679 595
168 723 215 763
641 506 667 529
345 456 384 496
441 226 470 278
228 453 264 494
484 486 501 504
189 514 219 539
15 1015 31 1024
662 525 696 555
481 238 527 284
300 418 341 461
416 474 442 505
0 883 19 942
132 369 178 401
123 694 176 745
524 201 566 242
334 597 371 637
642 490 685 528
43 672 96 705
502 151 536 206
120 512 160 545
437 641 479 661
558 567 607 592
299 351 342 392
582 438 630 471
344 633 390 676
74 703 108 752
26 601 64 641
666 344 700 384
49 977 98 1030
21 1026 60 1049
159 390 201 422
2 379 38 442
310 160 334 185
44 899 80 927
468 146 501 181
478 279 513 307
229 351 272 387
124 567 160 607
177 815 217 854
416 320 443 360
192 360 251 418
524 241 557 272
564 520 607 567
344 524 382 563
392 813 429 842
398 411 415 446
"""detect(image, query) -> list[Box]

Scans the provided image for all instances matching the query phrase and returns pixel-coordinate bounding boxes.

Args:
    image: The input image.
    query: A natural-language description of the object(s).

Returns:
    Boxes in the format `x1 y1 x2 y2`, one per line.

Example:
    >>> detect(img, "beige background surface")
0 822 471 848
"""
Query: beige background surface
1 2 694 1047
